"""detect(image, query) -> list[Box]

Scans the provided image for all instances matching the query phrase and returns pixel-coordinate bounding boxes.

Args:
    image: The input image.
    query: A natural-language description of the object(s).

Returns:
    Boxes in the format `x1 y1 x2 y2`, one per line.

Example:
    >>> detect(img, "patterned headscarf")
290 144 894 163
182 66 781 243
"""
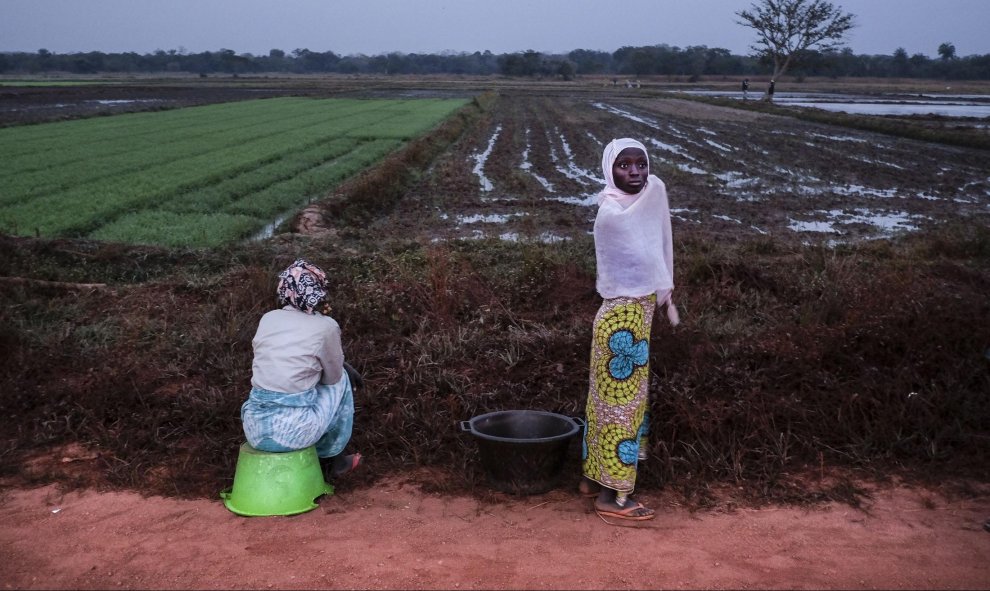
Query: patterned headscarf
276 259 328 314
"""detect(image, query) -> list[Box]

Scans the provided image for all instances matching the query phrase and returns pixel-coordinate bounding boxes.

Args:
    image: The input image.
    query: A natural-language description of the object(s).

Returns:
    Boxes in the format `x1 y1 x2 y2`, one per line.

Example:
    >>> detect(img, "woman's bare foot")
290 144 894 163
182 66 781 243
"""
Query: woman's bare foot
578 477 601 497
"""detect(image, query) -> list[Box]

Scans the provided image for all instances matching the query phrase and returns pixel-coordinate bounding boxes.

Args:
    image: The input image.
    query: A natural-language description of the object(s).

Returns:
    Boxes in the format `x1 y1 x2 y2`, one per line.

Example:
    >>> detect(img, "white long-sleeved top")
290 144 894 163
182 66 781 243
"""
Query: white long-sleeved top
250 306 344 393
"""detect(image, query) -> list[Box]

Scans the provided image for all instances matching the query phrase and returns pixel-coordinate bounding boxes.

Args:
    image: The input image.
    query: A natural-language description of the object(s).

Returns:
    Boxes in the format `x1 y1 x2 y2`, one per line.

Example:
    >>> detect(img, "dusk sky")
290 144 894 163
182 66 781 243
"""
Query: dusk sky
2 0 988 59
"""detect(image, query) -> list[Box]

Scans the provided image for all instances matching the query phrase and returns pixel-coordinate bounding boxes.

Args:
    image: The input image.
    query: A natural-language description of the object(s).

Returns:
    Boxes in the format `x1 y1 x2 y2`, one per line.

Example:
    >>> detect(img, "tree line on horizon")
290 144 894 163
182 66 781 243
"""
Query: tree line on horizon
3 44 989 80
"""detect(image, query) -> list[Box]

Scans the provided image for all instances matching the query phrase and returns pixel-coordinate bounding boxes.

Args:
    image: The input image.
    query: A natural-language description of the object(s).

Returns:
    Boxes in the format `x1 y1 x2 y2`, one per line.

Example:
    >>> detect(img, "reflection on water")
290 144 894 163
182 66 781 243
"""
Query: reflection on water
252 212 289 241
783 101 990 118
676 90 990 118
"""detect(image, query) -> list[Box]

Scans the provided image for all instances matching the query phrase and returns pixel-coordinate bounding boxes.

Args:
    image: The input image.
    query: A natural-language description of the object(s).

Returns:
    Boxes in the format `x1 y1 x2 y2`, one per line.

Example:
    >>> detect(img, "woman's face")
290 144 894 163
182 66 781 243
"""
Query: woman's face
612 147 648 194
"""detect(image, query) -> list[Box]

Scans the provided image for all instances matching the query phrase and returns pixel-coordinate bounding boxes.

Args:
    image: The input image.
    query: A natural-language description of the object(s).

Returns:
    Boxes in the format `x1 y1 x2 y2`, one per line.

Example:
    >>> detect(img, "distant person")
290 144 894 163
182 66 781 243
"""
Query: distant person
240 259 363 480
578 138 679 522
767 79 776 101
742 78 750 99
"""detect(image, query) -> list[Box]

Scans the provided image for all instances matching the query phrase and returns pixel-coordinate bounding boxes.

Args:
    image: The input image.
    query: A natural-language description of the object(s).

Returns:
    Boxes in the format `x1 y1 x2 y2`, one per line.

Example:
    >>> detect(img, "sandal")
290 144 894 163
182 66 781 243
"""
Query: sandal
326 453 362 479
595 501 656 521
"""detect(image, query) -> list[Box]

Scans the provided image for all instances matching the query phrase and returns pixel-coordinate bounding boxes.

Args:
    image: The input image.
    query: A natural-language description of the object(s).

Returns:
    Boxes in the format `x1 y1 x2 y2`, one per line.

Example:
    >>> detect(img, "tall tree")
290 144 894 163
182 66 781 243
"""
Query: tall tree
736 0 855 100
937 42 956 61
892 47 911 77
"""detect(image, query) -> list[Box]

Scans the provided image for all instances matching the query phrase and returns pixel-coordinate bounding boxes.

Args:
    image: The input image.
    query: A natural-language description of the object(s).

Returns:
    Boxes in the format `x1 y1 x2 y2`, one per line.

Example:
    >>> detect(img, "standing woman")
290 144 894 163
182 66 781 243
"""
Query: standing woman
241 259 362 480
581 139 678 521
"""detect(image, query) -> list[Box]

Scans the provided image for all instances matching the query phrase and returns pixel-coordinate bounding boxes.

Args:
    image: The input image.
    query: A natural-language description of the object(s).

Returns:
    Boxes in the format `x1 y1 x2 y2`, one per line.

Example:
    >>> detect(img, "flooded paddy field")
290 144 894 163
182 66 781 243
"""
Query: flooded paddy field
680 89 990 118
358 86 990 248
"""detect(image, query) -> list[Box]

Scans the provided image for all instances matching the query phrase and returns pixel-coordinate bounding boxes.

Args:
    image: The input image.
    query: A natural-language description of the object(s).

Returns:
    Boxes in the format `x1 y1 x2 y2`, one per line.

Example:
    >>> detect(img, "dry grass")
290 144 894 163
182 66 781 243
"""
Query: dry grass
1 223 987 505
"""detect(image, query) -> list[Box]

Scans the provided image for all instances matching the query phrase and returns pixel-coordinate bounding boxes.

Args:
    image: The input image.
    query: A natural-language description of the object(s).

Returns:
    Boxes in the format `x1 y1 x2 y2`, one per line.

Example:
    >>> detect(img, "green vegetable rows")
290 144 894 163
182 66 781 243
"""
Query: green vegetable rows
0 97 467 246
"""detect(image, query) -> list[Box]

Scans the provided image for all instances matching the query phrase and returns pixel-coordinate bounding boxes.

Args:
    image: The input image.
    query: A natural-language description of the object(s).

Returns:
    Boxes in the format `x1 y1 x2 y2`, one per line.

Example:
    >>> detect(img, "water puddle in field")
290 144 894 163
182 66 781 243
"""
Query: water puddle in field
499 230 569 243
252 211 291 240
520 129 555 192
3 98 164 113
472 125 502 192
592 102 662 129
91 99 162 106
549 192 599 206
702 138 734 153
670 207 701 224
714 171 761 189
788 208 926 235
456 213 526 224
674 162 707 175
831 185 902 199
433 227 569 244
808 132 868 143
851 155 906 170
676 90 990 118
786 100 990 118
554 130 600 185
647 138 696 161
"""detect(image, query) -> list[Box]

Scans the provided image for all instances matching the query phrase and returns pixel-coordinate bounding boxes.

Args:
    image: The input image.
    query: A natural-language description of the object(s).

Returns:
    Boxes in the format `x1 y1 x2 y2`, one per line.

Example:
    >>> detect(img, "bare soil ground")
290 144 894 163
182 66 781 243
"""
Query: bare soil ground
2 479 989 590
2 76 989 589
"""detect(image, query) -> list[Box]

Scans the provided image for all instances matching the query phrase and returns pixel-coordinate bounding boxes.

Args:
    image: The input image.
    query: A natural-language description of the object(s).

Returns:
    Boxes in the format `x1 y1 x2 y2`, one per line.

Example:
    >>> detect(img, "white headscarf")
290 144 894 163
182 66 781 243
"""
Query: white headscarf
594 138 679 325
600 138 649 201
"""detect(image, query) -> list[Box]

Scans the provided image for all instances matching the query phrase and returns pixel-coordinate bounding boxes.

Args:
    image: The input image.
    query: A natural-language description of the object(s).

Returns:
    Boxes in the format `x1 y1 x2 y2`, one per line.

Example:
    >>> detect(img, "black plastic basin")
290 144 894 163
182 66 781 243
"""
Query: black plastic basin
460 410 582 495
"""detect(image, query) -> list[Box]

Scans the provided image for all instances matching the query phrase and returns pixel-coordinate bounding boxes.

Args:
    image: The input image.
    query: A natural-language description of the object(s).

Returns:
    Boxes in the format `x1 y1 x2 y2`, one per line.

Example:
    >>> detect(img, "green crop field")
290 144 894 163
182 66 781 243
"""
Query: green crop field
0 96 468 247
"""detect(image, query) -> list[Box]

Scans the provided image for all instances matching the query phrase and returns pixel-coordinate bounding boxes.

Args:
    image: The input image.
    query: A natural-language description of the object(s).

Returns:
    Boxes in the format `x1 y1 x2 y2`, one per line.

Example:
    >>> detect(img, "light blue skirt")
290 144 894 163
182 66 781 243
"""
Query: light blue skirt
241 374 354 458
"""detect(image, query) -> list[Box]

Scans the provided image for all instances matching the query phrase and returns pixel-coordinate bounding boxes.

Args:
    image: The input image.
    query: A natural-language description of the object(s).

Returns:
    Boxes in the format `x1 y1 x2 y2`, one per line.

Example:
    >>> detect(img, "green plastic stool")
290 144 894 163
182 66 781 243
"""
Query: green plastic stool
220 443 334 517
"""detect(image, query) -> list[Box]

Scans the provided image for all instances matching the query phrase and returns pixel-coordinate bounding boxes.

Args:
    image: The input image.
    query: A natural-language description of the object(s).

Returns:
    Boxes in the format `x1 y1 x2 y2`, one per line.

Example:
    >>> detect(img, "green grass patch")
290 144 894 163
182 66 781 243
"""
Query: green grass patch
223 139 402 218
0 97 468 246
89 210 262 248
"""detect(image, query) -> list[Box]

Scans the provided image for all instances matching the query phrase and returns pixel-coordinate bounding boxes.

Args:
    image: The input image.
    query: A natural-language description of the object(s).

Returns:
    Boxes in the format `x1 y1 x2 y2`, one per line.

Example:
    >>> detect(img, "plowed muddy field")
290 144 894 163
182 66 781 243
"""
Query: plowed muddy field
356 88 989 246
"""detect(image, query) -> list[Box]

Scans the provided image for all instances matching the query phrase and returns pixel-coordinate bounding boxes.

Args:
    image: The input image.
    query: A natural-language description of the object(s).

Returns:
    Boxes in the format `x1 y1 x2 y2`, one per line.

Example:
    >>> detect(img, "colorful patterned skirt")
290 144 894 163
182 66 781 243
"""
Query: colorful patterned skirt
582 294 655 493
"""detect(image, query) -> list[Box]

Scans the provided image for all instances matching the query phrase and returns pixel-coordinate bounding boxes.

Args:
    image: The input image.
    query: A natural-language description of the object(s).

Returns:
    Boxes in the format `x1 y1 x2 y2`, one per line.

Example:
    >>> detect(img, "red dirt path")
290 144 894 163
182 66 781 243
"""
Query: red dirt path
2 479 988 589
